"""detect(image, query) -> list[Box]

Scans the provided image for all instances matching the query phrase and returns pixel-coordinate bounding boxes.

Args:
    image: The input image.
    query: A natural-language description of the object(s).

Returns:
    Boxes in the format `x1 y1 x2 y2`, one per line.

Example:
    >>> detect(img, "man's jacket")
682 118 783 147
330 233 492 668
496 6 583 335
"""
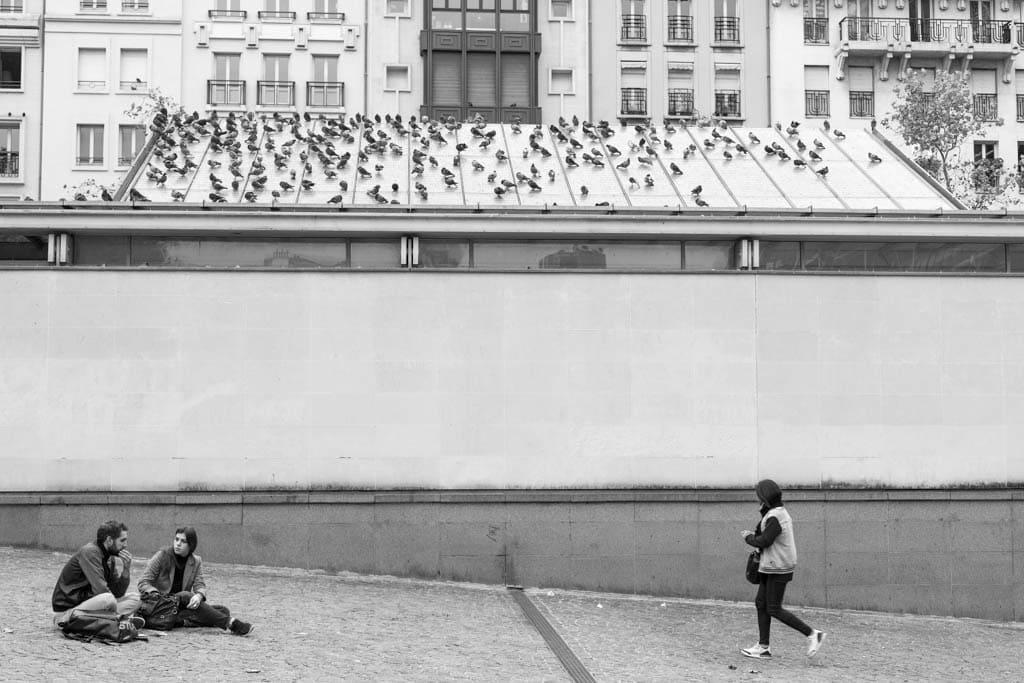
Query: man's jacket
51 542 130 611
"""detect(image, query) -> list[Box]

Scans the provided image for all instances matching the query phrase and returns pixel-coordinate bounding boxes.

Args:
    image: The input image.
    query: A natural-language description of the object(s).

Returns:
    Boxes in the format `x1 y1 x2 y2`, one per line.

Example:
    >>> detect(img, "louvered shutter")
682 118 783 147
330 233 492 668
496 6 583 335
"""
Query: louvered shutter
500 53 529 108
432 52 461 105
467 53 496 107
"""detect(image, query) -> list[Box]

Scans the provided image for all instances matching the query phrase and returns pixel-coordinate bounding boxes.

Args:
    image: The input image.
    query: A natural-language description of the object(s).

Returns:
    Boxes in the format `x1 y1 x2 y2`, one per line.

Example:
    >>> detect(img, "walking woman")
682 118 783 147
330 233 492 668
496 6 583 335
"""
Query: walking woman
740 479 825 659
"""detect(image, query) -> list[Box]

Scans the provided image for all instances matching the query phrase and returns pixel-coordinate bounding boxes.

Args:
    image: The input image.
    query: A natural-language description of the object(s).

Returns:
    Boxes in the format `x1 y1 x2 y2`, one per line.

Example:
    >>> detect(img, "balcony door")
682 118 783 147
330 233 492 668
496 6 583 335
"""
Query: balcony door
908 0 931 42
847 0 872 40
262 55 291 106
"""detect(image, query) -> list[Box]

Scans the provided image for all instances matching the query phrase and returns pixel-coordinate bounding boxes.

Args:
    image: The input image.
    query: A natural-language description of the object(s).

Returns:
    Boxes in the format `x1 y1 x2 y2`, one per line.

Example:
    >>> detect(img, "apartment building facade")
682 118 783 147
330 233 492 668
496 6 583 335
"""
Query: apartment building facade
770 0 1024 176
0 0 42 200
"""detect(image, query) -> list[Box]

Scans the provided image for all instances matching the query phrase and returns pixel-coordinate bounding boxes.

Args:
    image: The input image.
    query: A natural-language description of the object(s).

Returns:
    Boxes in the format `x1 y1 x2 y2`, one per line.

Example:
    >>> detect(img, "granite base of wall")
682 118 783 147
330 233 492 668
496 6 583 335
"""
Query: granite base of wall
3 489 1022 622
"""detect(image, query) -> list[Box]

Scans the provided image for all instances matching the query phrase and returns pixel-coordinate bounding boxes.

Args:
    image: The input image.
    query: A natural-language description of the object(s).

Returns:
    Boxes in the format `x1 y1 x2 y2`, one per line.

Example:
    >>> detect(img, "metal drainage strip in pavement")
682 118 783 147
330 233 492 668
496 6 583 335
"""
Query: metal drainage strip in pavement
507 587 596 683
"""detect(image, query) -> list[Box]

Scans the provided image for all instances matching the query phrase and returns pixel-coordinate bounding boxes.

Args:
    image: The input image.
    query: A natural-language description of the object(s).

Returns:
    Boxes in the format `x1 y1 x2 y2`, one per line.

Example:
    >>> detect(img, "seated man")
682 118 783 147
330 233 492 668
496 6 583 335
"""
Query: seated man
52 520 143 627
138 526 253 635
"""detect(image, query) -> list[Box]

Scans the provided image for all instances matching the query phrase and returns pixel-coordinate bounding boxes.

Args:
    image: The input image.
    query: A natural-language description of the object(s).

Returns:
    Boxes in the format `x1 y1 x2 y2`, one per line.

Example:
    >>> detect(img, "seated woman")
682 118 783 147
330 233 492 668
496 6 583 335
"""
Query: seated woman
138 526 253 635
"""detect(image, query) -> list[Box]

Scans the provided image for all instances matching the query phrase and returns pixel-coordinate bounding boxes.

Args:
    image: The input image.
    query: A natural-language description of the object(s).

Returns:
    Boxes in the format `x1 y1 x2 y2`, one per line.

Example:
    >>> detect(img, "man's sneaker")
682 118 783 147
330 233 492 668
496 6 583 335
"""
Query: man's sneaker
129 616 146 630
228 618 254 636
807 630 826 657
741 643 771 659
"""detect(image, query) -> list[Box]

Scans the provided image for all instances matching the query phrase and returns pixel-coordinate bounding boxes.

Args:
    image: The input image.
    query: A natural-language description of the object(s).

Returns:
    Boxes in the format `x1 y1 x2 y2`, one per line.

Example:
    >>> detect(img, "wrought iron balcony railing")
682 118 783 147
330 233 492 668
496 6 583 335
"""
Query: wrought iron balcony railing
0 1 24 11
714 90 741 118
621 14 647 41
1017 94 1024 122
207 79 246 106
667 15 693 42
208 9 247 19
0 78 21 89
804 17 828 43
307 81 344 107
0 151 18 176
257 10 296 20
80 0 107 9
121 0 148 11
667 88 694 117
714 16 740 42
621 87 647 116
307 11 344 20
839 17 1016 45
849 91 874 117
258 80 295 107
805 90 830 117
76 155 103 166
973 93 998 121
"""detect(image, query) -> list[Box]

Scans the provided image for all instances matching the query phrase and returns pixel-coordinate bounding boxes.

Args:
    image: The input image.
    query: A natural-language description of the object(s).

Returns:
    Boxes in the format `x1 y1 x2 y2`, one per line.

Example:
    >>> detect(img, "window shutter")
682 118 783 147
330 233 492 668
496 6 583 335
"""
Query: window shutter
620 60 646 88
120 49 147 83
1016 69 1024 91
432 52 461 105
467 53 496 107
500 53 529 108
971 68 996 94
804 65 829 90
78 49 105 83
848 66 872 91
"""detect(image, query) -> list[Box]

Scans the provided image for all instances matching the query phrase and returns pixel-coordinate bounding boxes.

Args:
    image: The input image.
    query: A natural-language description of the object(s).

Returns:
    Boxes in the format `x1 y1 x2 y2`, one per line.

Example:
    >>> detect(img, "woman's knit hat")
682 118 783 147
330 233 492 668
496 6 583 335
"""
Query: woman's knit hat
755 479 783 508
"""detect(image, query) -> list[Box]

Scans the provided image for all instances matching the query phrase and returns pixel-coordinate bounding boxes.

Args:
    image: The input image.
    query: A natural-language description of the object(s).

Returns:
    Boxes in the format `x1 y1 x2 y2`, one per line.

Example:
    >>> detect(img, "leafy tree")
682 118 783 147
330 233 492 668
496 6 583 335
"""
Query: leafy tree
882 69 1002 198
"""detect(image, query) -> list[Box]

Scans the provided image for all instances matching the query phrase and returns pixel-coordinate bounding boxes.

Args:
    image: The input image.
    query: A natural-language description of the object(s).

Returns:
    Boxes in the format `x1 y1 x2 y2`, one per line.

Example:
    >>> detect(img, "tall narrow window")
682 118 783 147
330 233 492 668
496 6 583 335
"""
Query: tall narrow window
118 124 146 166
310 56 342 106
77 48 106 90
119 48 147 91
467 53 496 109
667 63 693 116
0 122 19 177
500 53 529 108
77 124 104 165
1015 69 1024 121
714 0 739 42
804 65 829 117
714 66 741 117
260 54 292 106
0 47 21 89
215 0 241 10
971 68 998 121
621 0 646 41
803 0 827 43
848 65 874 117
432 52 462 105
211 53 243 105
846 0 871 40
620 61 647 116
667 0 692 41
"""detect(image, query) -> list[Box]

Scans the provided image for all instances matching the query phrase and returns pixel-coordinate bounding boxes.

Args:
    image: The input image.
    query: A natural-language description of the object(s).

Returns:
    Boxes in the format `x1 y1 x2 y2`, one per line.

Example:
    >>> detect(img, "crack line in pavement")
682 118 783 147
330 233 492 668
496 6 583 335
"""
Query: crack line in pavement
507 588 596 683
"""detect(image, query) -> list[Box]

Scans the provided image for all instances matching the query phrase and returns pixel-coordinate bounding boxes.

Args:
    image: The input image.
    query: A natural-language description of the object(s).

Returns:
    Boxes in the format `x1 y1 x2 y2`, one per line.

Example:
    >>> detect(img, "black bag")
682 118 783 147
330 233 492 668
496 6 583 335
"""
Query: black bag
138 592 179 631
59 609 141 643
746 550 761 584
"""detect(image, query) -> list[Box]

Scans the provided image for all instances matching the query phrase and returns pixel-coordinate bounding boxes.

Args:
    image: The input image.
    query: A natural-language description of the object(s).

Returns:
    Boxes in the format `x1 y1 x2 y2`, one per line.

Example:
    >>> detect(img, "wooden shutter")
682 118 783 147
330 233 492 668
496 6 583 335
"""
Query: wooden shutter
467 53 496 107
500 53 529 108
432 52 462 105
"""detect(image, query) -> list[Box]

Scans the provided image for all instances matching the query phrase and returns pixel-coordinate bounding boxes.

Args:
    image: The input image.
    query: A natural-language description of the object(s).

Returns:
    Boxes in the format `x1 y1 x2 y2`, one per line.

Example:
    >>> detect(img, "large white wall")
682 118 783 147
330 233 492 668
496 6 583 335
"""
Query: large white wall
1 269 1021 491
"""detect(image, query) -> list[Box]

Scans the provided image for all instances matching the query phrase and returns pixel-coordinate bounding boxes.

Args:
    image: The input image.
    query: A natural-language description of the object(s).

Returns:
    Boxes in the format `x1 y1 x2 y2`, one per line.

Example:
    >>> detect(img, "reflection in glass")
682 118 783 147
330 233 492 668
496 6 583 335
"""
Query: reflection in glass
0 234 48 262
418 240 470 268
685 241 734 270
473 241 681 270
1009 244 1024 273
802 242 1005 272
432 9 462 28
350 240 402 268
758 241 800 270
76 236 130 266
128 238 348 268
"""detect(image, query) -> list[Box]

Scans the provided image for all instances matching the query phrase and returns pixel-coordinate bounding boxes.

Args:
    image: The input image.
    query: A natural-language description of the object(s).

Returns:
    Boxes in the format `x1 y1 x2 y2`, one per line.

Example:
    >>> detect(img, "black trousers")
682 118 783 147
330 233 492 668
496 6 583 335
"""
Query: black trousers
755 573 812 645
173 591 231 629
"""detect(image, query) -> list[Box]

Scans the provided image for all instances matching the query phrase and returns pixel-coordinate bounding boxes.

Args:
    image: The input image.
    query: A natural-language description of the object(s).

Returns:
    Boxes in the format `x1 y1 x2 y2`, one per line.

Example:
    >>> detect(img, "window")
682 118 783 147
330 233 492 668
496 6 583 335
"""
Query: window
466 0 496 30
846 0 871 40
908 0 932 41
260 0 295 19
973 141 999 190
551 0 572 19
432 52 461 105
386 0 410 15
714 66 741 118
121 0 149 11
714 0 739 42
971 68 998 121
385 65 411 91
550 68 573 94
211 0 244 18
500 53 529 107
80 0 107 10
803 0 827 44
432 0 463 30
667 63 693 116
467 53 496 107
0 47 21 90
667 0 692 41
210 54 243 105
216 0 240 8
259 54 293 106
763 241 1008 272
119 48 147 91
309 0 341 18
1016 70 1024 121
804 65 829 117
118 124 146 166
500 0 530 31
310 55 341 107
0 122 19 177
76 124 104 165
620 61 647 115
848 65 873 117
0 234 47 263
621 0 646 41
77 48 106 91
0 1 25 12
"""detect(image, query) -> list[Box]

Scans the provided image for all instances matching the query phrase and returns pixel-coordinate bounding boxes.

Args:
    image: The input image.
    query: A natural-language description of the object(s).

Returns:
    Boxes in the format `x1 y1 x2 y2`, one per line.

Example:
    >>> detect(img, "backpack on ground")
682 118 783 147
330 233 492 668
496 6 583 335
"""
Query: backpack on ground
59 609 142 644
138 591 179 630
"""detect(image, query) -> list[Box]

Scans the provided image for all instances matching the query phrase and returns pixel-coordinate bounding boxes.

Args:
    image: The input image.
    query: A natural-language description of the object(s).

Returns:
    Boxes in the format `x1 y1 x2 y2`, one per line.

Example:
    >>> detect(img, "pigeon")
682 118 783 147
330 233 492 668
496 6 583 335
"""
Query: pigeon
628 176 639 189
243 191 258 202
472 161 485 171
868 152 882 163
279 181 294 191
616 158 630 170
669 162 683 175
100 188 114 202
809 150 822 162
813 138 826 150
606 144 622 156
748 132 761 145
833 129 846 140
339 180 348 191
208 192 226 202
526 179 542 191
644 174 654 187
128 188 149 202
301 179 315 190
171 190 186 201
723 150 733 160
815 166 829 177
548 169 556 181
690 185 702 195
357 166 372 178
793 159 807 168
694 197 709 207
797 139 807 151
580 185 589 196
494 186 507 196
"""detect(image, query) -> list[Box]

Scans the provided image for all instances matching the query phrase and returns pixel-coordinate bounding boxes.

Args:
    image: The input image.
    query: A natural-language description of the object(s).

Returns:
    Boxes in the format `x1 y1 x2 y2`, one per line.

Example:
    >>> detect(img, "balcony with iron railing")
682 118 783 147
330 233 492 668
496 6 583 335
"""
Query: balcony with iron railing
667 15 693 42
0 77 21 89
76 80 107 91
121 0 148 11
307 11 344 21
839 17 1018 55
621 87 647 116
307 81 344 107
621 14 647 42
257 10 296 20
714 16 739 43
667 88 694 117
973 93 998 121
0 1 24 12
207 79 246 106
805 90 829 117
76 155 103 166
208 9 247 19
0 151 18 177
258 80 295 107
804 17 828 44
849 91 874 118
80 0 107 10
714 90 741 118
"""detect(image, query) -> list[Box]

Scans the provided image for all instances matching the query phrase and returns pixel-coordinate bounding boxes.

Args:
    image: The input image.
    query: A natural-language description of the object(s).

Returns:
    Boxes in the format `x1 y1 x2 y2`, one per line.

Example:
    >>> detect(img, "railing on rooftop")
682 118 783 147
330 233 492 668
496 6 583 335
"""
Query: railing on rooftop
207 79 246 106
714 90 741 118
667 88 694 117
307 81 344 107
714 16 740 43
0 151 18 177
805 90 830 117
258 80 295 107
804 17 828 43
839 17 1017 45
849 91 874 117
667 15 693 42
621 14 646 41
973 93 998 121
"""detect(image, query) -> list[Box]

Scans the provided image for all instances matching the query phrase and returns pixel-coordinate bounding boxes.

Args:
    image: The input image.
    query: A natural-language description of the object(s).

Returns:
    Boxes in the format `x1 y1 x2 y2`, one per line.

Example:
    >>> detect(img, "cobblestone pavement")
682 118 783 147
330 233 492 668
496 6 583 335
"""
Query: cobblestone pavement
3 546 1022 682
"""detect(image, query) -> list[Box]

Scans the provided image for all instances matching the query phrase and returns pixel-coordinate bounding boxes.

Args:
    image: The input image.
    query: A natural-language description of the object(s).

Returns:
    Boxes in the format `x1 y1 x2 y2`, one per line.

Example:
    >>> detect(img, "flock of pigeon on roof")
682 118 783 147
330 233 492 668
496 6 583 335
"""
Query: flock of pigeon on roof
112 108 954 211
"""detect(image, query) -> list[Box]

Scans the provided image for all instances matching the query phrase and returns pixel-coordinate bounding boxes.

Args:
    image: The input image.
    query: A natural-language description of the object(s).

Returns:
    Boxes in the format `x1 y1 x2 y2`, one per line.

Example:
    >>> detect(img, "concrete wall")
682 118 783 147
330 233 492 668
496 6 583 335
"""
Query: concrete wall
1 269 1022 491
2 489 1021 621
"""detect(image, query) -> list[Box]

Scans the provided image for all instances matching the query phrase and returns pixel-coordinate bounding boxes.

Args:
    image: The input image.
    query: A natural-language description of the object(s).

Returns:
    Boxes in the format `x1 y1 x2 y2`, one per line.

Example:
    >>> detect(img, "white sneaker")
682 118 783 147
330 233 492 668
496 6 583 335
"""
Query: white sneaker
741 643 772 659
807 630 826 657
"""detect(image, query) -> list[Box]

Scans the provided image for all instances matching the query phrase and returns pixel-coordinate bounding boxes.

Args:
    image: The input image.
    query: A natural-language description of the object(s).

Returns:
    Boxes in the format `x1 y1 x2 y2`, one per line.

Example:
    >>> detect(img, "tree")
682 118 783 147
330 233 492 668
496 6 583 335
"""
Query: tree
882 69 1006 203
